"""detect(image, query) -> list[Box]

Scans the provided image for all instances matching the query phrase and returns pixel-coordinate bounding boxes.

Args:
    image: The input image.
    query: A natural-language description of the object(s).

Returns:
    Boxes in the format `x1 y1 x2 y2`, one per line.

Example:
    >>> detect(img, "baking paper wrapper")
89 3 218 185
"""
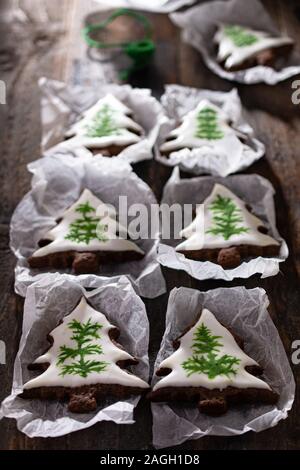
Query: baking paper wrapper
40 77 165 164
93 0 197 13
171 0 300 85
151 286 295 448
10 151 166 299
156 85 265 176
1 275 150 437
158 168 288 281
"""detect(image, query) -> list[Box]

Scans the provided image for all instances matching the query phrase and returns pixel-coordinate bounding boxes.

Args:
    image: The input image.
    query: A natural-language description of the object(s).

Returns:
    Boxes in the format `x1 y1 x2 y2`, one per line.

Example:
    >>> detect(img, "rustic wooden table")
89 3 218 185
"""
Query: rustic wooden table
0 0 300 450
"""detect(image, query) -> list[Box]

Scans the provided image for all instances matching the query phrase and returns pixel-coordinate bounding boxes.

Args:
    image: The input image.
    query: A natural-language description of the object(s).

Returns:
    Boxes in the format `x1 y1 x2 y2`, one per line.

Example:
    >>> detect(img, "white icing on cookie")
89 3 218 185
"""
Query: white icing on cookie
176 183 279 252
160 99 252 162
153 309 271 391
32 188 144 257
65 94 143 149
214 24 293 70
23 297 149 390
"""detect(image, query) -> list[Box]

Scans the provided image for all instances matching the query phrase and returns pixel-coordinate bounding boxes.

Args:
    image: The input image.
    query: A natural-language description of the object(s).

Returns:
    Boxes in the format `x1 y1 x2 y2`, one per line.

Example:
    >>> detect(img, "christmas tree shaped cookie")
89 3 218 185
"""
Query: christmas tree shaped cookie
214 24 293 71
21 297 149 413
176 183 280 269
149 309 278 416
28 189 144 274
159 99 254 162
65 94 144 156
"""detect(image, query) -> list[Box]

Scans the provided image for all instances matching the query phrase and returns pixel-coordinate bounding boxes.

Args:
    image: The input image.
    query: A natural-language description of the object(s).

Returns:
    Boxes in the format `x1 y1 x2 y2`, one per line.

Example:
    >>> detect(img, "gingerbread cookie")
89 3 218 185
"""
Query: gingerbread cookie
149 309 278 416
214 24 293 72
159 99 254 161
65 94 144 156
28 188 144 274
176 183 280 269
21 297 149 413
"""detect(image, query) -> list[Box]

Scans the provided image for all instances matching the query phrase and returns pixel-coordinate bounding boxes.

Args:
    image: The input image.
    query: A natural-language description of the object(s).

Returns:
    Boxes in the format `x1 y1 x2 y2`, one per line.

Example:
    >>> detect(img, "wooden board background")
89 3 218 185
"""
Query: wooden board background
0 0 300 450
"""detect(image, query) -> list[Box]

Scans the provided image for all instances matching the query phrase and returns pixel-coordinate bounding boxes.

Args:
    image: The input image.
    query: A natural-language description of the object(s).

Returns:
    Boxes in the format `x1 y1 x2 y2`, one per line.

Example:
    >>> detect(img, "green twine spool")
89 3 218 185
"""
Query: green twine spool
82 8 155 80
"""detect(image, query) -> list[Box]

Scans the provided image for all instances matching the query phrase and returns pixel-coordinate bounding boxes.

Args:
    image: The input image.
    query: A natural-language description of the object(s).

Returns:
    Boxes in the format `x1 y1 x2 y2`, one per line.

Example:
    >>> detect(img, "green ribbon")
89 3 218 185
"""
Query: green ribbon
82 8 155 80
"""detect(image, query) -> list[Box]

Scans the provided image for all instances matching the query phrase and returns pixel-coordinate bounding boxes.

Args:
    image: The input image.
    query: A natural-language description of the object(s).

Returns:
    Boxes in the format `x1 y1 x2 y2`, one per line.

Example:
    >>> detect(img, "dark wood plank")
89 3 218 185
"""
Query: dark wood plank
0 0 300 450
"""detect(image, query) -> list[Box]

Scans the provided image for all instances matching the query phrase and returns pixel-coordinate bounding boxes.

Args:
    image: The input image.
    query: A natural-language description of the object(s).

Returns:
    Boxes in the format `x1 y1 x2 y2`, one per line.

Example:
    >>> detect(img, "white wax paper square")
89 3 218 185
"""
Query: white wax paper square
10 151 166 299
1 274 150 437
171 0 300 85
93 0 197 13
40 77 165 164
152 286 295 448
158 168 288 281
156 85 265 176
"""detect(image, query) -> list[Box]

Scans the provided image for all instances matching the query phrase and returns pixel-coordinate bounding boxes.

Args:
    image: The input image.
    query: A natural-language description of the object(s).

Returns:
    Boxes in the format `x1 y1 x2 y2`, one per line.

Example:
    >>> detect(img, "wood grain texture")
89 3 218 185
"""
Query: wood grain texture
0 0 300 450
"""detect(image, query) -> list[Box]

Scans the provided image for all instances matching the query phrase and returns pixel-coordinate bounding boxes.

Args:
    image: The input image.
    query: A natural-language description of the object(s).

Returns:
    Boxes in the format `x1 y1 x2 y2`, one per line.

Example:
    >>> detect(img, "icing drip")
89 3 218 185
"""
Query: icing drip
24 297 149 389
65 94 143 148
160 99 252 162
32 188 144 257
176 183 279 251
153 309 271 391
214 24 293 70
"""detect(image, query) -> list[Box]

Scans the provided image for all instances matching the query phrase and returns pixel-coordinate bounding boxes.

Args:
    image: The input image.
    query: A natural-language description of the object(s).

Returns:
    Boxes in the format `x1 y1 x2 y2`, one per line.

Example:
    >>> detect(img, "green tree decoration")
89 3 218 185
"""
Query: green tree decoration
194 107 224 140
223 25 258 47
57 317 109 378
206 194 249 241
190 323 223 354
182 323 240 379
85 104 120 138
65 201 108 244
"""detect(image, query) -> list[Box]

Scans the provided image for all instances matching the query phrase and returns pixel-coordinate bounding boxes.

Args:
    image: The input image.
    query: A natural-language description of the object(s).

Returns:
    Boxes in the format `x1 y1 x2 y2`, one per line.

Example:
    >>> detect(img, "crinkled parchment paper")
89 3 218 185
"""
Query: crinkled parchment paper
1 275 149 437
171 0 300 85
40 77 165 163
10 151 166 299
156 85 265 175
152 286 295 448
158 168 288 281
93 0 197 13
